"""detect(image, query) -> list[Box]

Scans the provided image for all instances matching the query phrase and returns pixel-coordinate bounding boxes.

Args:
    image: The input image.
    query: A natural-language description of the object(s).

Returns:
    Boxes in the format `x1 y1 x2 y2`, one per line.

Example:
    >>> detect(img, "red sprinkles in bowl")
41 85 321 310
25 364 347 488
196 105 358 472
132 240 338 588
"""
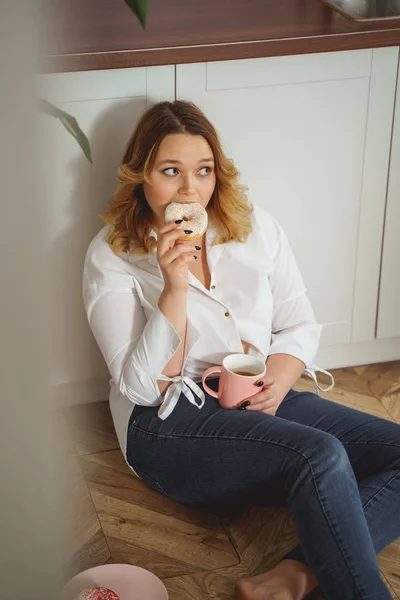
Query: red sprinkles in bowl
76 588 119 600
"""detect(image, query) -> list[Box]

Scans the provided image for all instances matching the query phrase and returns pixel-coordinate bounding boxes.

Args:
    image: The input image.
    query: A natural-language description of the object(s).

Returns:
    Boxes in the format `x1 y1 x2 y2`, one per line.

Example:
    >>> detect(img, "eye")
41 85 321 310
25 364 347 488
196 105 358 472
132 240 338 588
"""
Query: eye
162 167 178 176
198 166 212 176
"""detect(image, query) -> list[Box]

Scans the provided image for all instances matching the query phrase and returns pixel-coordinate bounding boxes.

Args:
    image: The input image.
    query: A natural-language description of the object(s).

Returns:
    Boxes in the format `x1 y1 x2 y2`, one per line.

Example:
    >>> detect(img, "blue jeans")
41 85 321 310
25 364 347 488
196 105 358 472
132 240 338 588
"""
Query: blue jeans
126 380 400 599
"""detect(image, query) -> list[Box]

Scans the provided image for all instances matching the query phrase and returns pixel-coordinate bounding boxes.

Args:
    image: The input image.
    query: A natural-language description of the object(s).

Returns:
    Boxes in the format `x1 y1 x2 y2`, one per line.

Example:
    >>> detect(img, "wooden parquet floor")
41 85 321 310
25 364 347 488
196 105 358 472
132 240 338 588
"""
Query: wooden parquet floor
62 361 400 599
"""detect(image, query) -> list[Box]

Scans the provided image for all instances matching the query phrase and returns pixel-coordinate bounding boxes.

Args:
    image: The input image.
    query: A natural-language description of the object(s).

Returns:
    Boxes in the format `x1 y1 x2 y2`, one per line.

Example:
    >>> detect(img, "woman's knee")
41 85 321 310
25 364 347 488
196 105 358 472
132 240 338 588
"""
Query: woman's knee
302 430 350 475
279 431 350 499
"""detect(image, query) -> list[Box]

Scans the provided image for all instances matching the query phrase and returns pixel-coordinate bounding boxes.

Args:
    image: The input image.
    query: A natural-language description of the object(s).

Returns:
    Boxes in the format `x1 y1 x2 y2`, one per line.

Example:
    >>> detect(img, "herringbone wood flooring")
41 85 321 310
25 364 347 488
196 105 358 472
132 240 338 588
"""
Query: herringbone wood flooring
62 361 400 599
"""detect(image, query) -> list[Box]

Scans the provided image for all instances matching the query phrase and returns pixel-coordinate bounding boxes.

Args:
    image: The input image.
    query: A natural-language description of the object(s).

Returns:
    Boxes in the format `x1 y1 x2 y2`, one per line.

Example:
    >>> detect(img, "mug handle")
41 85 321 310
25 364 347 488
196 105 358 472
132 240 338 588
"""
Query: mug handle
202 366 222 398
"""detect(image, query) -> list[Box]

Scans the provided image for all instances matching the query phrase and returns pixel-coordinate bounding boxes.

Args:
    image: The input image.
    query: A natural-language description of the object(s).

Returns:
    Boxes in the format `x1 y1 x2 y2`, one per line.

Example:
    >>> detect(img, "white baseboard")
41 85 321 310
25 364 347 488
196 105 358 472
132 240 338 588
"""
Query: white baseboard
56 337 400 407
316 336 400 369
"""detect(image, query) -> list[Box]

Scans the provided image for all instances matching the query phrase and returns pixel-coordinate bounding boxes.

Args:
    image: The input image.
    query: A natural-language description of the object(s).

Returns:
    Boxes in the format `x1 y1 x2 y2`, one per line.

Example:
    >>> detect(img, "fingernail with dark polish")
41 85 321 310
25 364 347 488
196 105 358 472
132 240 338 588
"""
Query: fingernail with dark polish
184 229 193 234
241 400 251 408
195 246 201 251
237 406 247 411
193 256 197 260
254 380 264 387
175 219 183 224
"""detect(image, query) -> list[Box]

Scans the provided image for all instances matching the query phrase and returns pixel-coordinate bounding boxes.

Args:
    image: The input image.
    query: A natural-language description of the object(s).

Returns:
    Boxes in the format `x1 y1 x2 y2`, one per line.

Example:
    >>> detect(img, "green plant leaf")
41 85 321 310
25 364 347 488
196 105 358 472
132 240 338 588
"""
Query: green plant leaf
38 97 92 163
124 0 148 27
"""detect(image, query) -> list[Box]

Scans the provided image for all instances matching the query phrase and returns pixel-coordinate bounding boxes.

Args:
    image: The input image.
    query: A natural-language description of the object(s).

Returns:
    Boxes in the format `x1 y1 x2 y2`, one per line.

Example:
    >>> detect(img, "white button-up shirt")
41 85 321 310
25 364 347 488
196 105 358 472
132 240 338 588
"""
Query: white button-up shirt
83 204 333 460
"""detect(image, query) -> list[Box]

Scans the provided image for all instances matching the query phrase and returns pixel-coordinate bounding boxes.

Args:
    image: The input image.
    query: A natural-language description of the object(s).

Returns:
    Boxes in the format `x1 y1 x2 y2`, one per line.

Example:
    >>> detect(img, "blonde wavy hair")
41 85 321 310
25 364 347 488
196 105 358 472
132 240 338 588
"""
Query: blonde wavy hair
101 100 253 255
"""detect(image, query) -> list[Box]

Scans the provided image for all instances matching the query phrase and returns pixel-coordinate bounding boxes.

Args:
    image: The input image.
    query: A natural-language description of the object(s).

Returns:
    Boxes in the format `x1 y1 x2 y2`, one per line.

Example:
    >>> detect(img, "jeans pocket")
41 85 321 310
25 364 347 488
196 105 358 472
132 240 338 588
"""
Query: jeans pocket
128 402 160 432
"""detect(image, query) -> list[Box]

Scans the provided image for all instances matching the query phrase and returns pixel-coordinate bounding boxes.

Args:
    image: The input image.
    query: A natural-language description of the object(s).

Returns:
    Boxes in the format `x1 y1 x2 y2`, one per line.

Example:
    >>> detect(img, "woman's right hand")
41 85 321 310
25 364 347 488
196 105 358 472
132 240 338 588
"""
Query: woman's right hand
157 222 201 293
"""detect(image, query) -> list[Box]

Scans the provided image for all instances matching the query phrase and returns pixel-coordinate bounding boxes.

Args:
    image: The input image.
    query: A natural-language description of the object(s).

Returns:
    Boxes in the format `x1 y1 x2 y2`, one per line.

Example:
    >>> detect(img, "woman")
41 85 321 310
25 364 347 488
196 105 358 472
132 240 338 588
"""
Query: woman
83 100 400 600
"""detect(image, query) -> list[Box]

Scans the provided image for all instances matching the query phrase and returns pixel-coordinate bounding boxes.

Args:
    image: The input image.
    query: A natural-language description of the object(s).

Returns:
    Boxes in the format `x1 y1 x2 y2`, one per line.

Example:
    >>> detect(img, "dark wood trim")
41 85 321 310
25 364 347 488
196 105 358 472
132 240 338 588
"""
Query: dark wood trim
40 30 400 74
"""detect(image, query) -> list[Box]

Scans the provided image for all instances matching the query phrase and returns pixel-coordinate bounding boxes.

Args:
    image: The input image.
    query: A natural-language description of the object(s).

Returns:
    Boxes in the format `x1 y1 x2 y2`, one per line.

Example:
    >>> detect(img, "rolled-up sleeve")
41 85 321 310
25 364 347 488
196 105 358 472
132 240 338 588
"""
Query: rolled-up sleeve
268 220 322 368
84 281 182 406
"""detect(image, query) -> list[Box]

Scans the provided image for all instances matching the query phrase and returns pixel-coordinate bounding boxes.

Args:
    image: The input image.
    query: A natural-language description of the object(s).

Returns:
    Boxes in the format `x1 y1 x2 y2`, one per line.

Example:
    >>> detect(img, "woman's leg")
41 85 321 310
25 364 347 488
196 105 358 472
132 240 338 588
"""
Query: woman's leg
126 385 394 600
274 389 400 598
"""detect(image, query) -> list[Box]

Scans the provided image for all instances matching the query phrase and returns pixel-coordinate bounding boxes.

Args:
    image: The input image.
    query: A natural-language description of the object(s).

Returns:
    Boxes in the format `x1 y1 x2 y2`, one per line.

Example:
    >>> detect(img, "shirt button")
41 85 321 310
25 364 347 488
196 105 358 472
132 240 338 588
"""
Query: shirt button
224 311 230 317
211 285 216 290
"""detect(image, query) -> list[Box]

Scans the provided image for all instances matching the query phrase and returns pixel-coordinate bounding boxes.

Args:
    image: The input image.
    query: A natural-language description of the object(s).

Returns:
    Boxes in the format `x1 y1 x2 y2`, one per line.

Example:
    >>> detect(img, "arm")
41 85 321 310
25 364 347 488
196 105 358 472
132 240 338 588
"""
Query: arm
84 280 183 407
155 221 202 394
244 215 321 414
157 288 187 395
268 218 322 370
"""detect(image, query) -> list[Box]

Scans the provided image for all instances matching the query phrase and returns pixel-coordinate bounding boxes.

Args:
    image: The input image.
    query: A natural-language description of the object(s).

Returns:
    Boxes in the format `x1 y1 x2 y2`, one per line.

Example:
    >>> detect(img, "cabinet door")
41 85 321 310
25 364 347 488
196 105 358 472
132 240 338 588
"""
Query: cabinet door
37 66 174 404
176 48 398 348
377 60 400 340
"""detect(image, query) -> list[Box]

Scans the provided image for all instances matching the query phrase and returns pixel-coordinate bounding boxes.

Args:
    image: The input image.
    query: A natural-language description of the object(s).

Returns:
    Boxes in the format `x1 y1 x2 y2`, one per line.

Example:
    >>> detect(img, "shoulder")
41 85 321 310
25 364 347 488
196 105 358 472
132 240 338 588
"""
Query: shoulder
222 204 282 273
250 204 282 255
83 226 135 288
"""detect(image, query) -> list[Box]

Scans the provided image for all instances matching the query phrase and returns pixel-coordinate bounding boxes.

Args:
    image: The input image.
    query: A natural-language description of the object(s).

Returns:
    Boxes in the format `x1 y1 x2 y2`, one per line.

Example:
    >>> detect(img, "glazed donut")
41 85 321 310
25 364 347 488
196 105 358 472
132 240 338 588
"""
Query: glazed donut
164 202 208 241
76 588 119 600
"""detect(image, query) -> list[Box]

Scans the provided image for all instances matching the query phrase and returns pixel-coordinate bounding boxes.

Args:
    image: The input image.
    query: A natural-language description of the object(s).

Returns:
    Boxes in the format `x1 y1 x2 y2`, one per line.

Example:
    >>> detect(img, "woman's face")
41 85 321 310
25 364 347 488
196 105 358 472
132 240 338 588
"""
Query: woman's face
143 133 216 230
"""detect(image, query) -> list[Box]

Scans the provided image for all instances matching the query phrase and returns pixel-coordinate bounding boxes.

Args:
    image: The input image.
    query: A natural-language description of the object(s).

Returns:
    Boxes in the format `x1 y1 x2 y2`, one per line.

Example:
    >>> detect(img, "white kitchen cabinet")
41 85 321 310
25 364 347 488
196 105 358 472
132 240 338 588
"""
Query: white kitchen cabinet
176 48 400 367
377 61 400 341
37 65 174 405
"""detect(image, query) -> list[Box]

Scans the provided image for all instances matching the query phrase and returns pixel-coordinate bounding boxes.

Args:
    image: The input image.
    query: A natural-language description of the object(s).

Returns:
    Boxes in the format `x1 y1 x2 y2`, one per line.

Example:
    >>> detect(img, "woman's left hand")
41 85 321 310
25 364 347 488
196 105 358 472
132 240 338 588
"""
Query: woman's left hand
240 375 285 416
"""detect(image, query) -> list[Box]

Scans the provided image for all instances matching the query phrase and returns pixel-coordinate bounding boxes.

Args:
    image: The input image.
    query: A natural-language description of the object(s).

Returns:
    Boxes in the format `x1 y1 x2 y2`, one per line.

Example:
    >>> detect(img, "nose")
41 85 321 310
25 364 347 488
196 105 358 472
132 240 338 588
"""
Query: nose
178 174 195 196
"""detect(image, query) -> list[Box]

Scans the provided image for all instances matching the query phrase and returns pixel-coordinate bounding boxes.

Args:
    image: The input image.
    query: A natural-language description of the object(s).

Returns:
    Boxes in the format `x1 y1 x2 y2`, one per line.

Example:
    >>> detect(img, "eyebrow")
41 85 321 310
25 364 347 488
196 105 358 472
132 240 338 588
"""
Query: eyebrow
156 158 215 167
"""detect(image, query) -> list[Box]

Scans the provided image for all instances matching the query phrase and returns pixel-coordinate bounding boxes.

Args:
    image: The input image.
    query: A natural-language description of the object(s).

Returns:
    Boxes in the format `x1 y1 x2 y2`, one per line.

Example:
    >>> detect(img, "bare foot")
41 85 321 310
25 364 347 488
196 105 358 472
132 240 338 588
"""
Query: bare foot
235 559 319 600
235 578 293 600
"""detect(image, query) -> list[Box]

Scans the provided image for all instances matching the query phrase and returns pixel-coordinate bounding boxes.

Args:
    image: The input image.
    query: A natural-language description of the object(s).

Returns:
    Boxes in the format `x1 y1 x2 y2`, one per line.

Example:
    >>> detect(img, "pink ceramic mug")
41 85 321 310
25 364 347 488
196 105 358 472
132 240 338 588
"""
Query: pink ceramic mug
202 353 266 409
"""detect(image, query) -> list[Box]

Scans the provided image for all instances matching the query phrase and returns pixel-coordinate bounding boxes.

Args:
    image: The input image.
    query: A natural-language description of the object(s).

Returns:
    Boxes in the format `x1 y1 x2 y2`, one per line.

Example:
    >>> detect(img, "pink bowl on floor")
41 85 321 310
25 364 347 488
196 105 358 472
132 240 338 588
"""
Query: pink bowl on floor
59 564 168 600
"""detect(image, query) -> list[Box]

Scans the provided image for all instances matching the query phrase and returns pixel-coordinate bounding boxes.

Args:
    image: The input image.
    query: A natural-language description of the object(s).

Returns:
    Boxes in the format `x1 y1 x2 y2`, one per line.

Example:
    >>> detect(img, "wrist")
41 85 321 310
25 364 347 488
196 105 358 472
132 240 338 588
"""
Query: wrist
158 287 187 334
265 354 305 399
161 285 187 300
